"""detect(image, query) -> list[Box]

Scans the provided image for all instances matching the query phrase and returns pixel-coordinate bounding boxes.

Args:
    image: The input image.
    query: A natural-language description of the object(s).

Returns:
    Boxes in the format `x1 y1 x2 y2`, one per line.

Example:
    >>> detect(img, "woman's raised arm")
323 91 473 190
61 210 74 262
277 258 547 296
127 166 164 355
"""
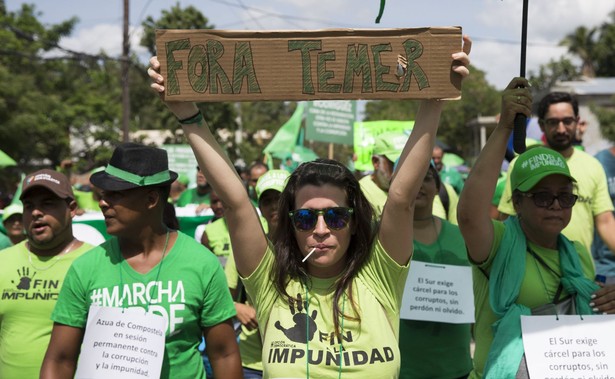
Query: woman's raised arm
457 77 532 263
379 35 472 265
149 57 267 277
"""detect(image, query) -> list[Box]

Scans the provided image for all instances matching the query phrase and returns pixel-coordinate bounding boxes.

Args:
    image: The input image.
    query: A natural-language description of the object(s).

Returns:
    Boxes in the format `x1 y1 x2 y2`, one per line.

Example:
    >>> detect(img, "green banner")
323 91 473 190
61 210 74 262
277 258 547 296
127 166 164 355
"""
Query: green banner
353 120 414 172
161 144 199 186
305 100 356 145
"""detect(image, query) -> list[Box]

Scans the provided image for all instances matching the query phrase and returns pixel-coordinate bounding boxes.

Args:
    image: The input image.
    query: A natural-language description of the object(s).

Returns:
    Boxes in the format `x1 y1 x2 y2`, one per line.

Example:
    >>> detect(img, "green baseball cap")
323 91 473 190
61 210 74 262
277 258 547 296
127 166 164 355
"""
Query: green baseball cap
511 146 575 192
373 131 409 163
255 169 290 200
2 203 23 222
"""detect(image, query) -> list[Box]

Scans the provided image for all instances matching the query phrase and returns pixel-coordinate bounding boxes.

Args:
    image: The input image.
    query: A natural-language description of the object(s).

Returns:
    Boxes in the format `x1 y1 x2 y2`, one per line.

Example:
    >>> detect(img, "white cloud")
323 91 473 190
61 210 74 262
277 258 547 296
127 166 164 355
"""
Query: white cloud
57 23 148 61
474 0 613 88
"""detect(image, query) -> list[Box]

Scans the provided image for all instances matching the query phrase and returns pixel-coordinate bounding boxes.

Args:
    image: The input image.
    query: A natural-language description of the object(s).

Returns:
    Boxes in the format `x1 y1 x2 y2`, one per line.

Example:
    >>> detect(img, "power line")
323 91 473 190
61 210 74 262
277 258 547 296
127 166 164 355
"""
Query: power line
208 0 358 28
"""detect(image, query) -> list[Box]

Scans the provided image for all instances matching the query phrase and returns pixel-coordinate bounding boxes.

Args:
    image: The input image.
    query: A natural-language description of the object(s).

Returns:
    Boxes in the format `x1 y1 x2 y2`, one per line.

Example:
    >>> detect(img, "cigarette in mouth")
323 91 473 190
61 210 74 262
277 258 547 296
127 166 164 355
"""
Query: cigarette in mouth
302 247 316 263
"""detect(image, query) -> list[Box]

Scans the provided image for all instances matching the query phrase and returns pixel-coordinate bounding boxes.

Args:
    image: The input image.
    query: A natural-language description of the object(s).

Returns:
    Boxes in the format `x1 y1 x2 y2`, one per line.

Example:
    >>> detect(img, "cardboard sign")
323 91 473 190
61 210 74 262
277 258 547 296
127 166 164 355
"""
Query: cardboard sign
400 261 475 324
156 27 462 102
521 315 615 377
75 305 166 379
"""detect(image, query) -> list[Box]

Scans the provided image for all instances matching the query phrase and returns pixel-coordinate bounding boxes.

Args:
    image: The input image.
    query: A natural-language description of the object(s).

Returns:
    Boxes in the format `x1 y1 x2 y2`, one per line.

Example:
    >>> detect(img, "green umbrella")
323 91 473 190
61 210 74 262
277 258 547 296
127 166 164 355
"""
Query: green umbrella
0 149 16 167
442 153 464 167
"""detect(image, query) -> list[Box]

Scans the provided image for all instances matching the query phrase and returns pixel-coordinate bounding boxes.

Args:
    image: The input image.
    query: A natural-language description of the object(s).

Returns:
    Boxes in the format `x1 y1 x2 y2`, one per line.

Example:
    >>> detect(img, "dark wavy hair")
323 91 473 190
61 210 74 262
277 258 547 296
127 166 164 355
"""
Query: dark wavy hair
271 159 376 332
538 92 579 120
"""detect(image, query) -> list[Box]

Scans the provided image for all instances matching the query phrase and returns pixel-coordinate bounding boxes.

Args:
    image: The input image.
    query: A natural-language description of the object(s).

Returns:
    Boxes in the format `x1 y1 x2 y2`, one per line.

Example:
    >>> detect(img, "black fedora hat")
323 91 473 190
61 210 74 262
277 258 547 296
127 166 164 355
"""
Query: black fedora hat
91 143 178 191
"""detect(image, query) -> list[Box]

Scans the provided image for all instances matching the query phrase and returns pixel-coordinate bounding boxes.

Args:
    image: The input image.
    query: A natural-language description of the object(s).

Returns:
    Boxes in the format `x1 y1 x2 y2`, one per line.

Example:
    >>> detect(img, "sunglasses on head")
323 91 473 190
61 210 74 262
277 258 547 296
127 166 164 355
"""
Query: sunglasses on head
289 207 354 232
519 191 578 209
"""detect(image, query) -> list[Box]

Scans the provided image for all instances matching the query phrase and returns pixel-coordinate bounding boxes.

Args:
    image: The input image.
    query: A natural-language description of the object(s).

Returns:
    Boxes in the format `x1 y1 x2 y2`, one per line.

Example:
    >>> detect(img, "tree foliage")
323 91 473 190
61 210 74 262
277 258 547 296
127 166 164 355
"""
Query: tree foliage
595 99 615 144
528 58 581 98
140 2 214 57
559 26 597 78
139 4 301 165
593 10 615 77
0 3 107 169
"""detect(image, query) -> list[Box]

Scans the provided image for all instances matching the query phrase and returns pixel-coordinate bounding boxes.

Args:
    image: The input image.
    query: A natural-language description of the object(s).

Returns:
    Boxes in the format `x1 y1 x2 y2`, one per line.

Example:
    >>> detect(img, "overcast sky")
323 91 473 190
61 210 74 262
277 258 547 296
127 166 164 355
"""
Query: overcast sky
9 0 615 89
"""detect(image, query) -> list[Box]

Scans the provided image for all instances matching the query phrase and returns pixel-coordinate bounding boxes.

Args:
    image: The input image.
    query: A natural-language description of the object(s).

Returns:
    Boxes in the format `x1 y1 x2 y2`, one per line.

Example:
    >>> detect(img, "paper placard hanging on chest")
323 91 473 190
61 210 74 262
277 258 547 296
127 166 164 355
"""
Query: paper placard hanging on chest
75 305 166 379
521 314 615 377
400 261 474 323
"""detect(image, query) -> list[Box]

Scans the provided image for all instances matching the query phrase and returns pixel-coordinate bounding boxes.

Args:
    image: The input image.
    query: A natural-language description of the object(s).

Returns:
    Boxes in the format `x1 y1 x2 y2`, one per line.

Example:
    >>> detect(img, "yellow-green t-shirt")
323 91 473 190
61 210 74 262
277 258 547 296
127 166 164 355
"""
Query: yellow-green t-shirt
243 239 409 378
432 183 459 225
206 217 268 268
359 175 388 217
497 148 614 251
469 220 595 379
0 241 93 379
360 175 457 224
225 254 263 372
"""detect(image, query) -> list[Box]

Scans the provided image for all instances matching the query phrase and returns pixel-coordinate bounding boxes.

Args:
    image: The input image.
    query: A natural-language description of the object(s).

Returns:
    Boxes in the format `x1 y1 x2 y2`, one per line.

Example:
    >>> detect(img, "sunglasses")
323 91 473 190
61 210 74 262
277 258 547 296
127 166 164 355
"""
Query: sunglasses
541 117 577 128
519 191 578 209
289 207 354 231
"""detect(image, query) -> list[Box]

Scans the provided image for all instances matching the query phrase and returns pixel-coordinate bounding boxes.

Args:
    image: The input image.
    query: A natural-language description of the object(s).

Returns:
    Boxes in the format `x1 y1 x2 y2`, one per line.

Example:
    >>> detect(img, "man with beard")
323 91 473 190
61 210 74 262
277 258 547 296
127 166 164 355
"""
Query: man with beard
360 131 454 221
0 169 92 378
498 91 615 254
176 166 212 214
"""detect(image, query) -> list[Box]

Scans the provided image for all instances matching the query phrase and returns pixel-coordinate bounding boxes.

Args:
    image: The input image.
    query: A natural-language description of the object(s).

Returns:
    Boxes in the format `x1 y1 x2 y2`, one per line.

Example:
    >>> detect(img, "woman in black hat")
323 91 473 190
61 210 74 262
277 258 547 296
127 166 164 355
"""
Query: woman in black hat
41 143 241 378
148 37 471 378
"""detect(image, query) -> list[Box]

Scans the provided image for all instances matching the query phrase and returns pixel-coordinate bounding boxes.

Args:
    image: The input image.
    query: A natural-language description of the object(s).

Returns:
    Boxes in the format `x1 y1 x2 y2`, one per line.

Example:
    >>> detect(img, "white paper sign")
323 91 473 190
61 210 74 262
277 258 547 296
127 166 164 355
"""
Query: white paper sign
400 261 474 323
75 305 166 379
521 315 615 377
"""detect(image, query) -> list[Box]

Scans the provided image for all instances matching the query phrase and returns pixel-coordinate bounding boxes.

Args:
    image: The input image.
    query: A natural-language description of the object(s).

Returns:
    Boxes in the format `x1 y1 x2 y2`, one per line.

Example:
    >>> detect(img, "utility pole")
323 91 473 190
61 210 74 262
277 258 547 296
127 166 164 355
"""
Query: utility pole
121 0 130 142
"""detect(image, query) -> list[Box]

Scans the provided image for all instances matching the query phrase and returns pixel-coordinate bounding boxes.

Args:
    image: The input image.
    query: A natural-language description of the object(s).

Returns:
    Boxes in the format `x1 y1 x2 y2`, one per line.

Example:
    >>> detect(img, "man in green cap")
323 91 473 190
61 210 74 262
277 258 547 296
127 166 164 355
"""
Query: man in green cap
359 131 409 216
1 203 25 248
360 131 455 222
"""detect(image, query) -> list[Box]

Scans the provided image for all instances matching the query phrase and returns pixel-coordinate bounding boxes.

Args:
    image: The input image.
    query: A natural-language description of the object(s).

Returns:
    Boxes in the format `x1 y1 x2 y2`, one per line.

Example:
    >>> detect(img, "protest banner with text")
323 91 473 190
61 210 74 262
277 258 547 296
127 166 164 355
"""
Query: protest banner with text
156 27 462 102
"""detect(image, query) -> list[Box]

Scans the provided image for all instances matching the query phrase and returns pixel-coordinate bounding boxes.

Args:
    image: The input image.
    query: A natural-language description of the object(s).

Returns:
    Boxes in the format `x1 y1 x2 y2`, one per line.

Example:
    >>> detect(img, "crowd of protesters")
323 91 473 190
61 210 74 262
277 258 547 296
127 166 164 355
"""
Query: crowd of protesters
1 34 615 379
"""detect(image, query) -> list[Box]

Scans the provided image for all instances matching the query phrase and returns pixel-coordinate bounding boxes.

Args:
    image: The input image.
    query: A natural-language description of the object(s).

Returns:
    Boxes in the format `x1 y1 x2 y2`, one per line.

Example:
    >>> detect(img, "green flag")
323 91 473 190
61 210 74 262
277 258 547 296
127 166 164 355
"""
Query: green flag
0 149 16 168
11 174 25 205
264 103 305 155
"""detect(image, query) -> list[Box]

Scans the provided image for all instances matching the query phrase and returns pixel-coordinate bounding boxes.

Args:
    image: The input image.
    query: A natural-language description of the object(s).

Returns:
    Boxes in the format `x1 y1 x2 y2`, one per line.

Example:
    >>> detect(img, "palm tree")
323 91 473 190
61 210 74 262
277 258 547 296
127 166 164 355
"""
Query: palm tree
559 26 597 78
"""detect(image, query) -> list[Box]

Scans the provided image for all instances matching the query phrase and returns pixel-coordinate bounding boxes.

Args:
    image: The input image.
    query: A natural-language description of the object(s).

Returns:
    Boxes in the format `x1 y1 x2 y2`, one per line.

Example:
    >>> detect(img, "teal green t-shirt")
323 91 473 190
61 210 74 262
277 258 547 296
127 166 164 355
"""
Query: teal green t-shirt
0 232 11 250
175 188 211 207
51 232 236 379
399 220 472 379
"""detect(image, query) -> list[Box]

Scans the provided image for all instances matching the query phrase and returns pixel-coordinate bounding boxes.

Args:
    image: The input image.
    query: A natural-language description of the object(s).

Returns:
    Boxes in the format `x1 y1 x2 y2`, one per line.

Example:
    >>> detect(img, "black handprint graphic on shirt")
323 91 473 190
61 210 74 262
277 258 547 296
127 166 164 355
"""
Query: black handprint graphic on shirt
274 293 318 343
13 266 36 290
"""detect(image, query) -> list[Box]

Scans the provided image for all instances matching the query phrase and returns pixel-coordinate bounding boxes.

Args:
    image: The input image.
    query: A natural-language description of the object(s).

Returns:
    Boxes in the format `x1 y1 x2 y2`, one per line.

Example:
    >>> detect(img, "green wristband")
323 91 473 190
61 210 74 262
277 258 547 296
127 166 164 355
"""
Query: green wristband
178 111 204 126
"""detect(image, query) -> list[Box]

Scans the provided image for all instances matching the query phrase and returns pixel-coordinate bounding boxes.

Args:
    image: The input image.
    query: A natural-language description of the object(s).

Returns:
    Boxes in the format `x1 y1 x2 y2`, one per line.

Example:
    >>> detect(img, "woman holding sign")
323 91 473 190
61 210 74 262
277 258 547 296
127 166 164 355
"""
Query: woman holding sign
148 36 471 378
399 161 472 379
457 77 615 378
